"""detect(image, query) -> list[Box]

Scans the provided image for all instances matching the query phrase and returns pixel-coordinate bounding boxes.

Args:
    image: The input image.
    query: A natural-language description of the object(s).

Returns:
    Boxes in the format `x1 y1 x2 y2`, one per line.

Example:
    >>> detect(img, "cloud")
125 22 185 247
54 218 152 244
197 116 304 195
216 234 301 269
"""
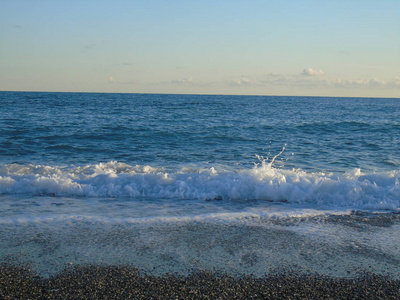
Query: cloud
328 78 400 89
226 70 400 91
258 73 321 87
390 77 400 88
261 69 400 90
108 76 134 85
229 72 325 88
155 77 213 88
170 77 193 85
302 68 324 76
229 76 257 86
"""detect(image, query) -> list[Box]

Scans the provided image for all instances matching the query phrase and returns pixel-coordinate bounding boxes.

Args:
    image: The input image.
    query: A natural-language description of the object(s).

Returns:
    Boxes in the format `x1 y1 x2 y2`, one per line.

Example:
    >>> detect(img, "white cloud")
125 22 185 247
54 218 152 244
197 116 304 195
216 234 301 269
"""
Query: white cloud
226 70 400 92
108 76 134 85
302 68 324 76
329 78 392 88
171 77 193 85
389 77 400 88
230 76 257 86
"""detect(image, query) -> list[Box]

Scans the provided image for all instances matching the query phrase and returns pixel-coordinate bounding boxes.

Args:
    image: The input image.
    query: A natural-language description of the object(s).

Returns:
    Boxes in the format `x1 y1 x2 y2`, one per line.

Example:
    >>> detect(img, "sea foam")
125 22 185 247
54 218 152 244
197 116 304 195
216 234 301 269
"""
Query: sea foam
1 161 399 211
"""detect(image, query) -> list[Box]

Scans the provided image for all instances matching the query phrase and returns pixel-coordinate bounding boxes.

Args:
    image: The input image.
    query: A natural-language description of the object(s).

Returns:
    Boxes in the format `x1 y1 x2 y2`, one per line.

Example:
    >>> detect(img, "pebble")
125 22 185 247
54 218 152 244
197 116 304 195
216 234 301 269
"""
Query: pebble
1 263 399 299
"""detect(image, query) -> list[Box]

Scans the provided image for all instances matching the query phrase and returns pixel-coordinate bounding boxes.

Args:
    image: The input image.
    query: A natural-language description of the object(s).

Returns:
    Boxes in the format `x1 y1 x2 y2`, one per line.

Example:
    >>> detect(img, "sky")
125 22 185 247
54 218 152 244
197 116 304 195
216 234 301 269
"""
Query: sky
1 0 399 97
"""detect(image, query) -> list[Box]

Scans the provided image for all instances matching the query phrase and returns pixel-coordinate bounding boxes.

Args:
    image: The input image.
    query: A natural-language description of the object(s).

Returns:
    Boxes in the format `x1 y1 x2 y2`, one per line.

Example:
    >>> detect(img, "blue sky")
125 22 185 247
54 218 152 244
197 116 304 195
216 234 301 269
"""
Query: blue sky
1 0 399 97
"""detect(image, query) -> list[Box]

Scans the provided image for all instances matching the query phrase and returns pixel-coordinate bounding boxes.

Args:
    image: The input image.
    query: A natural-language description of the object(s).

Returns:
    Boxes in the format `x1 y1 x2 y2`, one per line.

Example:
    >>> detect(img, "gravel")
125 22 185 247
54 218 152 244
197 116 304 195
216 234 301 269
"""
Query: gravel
1 263 399 299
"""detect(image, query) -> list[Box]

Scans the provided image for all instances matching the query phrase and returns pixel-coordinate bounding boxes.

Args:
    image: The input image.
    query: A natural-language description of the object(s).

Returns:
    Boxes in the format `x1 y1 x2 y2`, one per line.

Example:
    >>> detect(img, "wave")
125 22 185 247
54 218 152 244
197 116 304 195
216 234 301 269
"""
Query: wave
0 160 399 211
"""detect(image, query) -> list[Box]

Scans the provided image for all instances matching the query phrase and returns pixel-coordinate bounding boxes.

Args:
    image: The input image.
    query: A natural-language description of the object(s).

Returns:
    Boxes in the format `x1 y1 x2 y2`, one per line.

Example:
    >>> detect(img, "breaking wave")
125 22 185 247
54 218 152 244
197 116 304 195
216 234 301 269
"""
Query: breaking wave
1 160 399 211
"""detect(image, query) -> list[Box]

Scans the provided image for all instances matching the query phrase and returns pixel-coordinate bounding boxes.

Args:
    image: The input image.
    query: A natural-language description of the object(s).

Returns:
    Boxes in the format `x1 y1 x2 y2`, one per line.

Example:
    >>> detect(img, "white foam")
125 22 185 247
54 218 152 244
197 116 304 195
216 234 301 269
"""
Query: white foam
0 161 399 211
2 210 400 278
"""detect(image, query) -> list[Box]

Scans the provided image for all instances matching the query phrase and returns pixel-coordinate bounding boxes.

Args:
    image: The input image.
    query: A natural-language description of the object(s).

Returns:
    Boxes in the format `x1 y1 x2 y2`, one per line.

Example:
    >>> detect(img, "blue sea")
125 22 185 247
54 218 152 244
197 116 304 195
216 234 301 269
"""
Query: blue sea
1 91 400 277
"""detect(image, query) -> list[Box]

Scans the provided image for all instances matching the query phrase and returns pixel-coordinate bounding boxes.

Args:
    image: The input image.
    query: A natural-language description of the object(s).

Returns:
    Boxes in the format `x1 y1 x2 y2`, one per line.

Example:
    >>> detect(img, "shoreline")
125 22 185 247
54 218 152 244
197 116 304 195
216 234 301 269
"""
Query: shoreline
1 263 399 299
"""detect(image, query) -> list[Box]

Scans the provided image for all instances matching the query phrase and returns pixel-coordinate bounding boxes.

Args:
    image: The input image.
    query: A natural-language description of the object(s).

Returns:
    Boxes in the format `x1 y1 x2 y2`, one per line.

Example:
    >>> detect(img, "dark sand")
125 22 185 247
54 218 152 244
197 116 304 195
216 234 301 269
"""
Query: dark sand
1 264 399 299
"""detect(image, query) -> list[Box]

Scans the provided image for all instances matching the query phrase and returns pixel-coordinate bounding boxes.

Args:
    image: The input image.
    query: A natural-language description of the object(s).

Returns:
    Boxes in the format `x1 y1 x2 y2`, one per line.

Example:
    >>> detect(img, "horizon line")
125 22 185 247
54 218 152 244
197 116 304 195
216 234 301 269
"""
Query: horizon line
0 90 399 100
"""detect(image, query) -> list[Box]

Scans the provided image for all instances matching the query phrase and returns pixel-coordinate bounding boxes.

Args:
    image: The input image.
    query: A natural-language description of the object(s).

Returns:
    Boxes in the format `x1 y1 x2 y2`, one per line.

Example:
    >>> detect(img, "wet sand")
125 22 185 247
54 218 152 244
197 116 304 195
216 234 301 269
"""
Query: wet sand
1 264 399 299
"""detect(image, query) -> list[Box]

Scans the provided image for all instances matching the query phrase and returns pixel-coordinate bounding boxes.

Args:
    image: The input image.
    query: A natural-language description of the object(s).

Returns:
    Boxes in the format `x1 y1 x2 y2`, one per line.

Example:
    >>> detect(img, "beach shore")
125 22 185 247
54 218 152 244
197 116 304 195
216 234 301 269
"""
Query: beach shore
1 264 399 299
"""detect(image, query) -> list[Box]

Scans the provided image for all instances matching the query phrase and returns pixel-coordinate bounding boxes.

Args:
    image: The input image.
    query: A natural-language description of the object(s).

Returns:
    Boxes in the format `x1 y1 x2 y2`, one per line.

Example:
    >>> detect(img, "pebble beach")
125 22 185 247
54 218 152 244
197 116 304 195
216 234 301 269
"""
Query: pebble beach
1 264 400 299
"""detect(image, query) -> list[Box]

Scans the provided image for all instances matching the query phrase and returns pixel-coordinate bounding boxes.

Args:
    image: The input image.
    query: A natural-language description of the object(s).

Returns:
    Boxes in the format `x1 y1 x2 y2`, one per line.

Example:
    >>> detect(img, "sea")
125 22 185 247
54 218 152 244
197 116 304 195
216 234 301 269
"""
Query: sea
1 91 400 278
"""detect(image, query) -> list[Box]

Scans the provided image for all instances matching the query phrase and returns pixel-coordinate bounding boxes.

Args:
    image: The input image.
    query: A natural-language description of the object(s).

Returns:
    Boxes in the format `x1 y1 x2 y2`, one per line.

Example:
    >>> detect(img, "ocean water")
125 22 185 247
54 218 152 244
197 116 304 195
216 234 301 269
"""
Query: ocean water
1 91 400 277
